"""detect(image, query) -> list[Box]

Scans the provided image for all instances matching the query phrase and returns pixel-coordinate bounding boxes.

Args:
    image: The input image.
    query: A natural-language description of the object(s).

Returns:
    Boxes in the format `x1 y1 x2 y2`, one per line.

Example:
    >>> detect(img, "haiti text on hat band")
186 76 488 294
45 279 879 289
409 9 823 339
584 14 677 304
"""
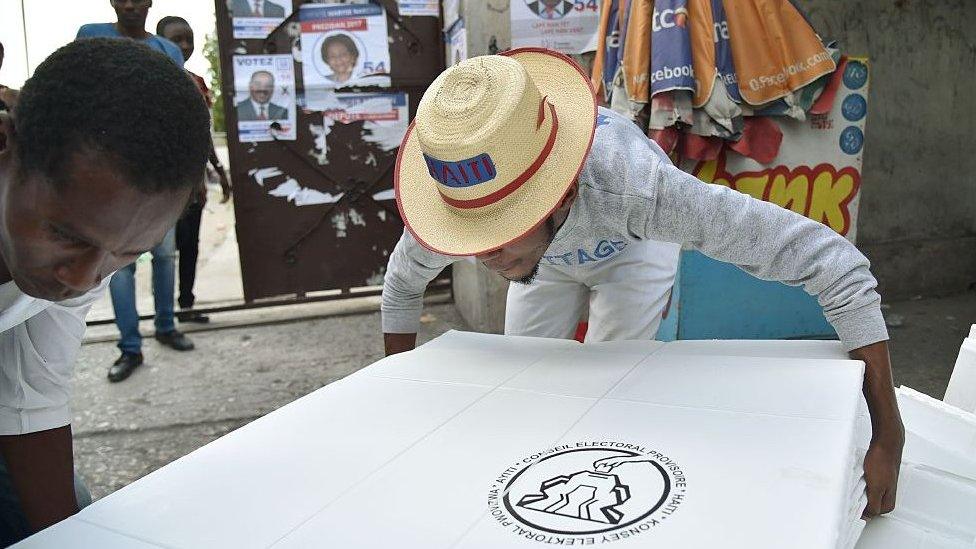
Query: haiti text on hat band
413 56 558 211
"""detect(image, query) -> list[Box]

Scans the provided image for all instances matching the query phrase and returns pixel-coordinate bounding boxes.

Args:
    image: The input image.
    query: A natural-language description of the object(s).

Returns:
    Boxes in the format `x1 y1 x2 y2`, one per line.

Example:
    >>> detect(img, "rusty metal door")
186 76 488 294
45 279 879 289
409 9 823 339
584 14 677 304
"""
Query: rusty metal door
216 0 445 301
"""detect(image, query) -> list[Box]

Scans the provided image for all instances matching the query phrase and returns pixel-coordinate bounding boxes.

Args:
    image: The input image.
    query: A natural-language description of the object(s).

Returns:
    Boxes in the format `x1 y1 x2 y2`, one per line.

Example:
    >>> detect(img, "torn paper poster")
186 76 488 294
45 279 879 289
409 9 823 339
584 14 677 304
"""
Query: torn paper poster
372 188 396 201
324 92 408 125
230 0 293 39
233 55 297 142
315 92 409 152
511 0 601 54
250 167 343 207
397 0 439 17
268 178 344 206
300 3 392 110
361 121 408 152
308 119 336 165
248 167 284 186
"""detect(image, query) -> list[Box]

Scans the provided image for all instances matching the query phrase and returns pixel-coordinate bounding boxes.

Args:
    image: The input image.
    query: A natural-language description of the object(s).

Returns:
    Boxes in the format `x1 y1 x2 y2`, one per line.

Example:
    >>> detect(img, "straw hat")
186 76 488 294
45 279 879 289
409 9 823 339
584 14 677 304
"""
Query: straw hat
395 47 597 256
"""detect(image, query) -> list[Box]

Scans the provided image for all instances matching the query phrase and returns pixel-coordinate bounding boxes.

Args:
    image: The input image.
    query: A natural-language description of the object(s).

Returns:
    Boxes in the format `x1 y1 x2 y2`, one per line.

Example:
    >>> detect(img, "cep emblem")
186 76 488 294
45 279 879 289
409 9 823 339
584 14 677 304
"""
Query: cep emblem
424 153 498 188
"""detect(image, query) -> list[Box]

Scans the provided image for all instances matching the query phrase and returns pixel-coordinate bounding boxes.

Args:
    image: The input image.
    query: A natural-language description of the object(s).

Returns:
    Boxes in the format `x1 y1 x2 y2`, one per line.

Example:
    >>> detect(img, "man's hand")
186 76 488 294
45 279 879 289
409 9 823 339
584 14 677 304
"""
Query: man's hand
219 170 232 204
850 340 905 519
863 431 903 518
384 332 417 356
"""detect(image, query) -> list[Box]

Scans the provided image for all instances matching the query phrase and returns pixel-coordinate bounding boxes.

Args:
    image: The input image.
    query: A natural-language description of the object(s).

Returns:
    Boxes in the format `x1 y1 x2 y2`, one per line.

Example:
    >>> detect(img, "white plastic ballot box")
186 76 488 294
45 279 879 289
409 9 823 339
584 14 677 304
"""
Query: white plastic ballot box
18 332 874 548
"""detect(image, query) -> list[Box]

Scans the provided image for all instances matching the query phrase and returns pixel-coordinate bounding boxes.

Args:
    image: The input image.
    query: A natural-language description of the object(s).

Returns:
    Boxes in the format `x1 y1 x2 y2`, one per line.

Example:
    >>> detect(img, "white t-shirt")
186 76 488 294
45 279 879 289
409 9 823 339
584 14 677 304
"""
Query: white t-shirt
0 279 107 435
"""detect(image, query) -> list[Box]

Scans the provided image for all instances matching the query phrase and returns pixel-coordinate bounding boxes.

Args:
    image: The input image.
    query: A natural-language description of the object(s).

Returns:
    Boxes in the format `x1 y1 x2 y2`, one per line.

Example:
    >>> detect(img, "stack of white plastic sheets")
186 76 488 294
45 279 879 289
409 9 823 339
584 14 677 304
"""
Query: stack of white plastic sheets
19 331 878 548
854 387 976 549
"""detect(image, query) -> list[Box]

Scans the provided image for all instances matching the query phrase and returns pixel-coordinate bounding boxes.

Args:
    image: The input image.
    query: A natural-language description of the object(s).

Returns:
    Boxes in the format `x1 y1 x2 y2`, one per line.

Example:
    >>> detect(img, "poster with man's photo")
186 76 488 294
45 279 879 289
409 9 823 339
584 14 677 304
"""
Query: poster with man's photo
233 55 297 142
299 3 392 110
230 0 294 39
511 0 601 54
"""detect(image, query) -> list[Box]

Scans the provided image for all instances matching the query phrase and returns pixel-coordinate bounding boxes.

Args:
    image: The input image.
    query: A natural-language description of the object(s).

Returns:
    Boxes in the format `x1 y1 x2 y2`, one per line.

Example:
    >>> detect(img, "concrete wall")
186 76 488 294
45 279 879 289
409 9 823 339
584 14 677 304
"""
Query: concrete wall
452 259 508 334
802 0 976 298
461 0 512 59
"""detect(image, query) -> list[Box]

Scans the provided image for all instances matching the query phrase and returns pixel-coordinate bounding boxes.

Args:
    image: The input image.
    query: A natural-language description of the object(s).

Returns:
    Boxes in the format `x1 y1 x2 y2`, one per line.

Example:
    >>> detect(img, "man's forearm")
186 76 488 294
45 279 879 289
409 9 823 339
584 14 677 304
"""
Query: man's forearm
0 425 78 531
850 340 904 516
851 341 904 441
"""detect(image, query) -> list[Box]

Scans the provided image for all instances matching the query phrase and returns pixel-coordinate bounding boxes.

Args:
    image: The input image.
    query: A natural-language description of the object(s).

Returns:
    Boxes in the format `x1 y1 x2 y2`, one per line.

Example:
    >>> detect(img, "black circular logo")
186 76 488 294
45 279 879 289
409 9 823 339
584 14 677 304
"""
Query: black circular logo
488 442 687 544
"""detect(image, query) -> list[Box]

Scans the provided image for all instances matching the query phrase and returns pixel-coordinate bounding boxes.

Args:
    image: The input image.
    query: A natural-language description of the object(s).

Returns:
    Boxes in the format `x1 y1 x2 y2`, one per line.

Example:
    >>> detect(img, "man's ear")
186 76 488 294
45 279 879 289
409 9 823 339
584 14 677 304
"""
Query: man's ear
558 181 579 210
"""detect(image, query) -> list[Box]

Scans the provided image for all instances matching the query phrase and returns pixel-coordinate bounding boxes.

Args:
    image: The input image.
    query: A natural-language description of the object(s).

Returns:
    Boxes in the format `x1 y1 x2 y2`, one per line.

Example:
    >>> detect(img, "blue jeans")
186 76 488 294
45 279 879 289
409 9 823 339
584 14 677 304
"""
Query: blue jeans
109 227 177 354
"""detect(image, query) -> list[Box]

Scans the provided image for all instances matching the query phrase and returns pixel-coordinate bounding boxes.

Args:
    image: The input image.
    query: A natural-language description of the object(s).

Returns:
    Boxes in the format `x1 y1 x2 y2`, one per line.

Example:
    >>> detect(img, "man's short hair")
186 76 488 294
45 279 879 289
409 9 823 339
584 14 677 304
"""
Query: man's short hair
14 38 210 193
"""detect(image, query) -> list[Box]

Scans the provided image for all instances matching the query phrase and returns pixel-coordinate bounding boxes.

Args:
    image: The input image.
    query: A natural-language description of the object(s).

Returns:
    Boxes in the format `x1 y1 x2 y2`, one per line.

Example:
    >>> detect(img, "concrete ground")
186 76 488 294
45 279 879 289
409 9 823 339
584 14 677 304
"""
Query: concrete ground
73 301 464 500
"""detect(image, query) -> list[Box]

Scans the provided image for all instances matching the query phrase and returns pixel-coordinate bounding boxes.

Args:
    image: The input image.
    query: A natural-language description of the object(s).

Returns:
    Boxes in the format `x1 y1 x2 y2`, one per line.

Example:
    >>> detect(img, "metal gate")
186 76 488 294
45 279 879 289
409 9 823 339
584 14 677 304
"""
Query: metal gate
215 0 446 301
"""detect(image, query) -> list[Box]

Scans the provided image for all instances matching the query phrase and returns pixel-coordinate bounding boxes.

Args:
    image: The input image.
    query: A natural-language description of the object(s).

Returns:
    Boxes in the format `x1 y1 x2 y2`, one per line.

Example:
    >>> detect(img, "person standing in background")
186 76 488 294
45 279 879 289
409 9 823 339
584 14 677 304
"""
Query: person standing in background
77 0 197 382
156 15 232 324
0 42 18 111
0 41 7 111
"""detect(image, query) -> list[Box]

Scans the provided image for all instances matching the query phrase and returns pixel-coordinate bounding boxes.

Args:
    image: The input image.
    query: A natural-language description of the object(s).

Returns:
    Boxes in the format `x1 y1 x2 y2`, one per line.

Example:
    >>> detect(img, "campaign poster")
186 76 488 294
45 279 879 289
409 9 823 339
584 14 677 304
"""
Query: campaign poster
323 92 409 126
511 0 601 54
397 0 439 16
684 58 870 242
233 55 297 142
448 19 467 66
230 0 293 39
300 3 392 110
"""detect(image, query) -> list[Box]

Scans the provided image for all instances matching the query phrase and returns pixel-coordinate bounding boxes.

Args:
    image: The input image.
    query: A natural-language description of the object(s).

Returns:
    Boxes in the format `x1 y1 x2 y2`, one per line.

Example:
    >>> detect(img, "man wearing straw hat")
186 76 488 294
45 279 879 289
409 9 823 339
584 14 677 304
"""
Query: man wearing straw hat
382 48 903 517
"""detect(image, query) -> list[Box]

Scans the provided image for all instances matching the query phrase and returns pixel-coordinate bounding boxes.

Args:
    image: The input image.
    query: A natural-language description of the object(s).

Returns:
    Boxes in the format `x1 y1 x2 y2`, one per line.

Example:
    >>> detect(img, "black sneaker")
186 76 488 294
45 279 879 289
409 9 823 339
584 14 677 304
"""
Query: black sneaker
177 310 210 324
155 329 195 351
108 352 144 382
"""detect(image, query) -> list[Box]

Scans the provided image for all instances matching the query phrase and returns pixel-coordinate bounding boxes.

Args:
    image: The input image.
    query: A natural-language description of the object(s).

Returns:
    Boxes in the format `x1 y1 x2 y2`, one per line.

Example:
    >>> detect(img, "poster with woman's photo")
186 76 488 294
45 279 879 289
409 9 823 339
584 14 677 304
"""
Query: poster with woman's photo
233 55 297 142
231 0 294 39
299 3 392 110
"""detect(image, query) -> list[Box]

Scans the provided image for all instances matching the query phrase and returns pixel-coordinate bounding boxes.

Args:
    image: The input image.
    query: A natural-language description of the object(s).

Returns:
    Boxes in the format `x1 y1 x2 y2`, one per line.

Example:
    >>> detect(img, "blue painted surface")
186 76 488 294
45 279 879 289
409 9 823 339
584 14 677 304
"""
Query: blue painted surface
655 250 836 341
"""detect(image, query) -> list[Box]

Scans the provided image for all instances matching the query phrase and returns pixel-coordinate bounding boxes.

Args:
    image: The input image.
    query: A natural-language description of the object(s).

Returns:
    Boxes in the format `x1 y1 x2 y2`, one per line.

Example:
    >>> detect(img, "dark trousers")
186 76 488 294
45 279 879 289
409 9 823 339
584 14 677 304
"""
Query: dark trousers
176 202 204 309
0 454 91 547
